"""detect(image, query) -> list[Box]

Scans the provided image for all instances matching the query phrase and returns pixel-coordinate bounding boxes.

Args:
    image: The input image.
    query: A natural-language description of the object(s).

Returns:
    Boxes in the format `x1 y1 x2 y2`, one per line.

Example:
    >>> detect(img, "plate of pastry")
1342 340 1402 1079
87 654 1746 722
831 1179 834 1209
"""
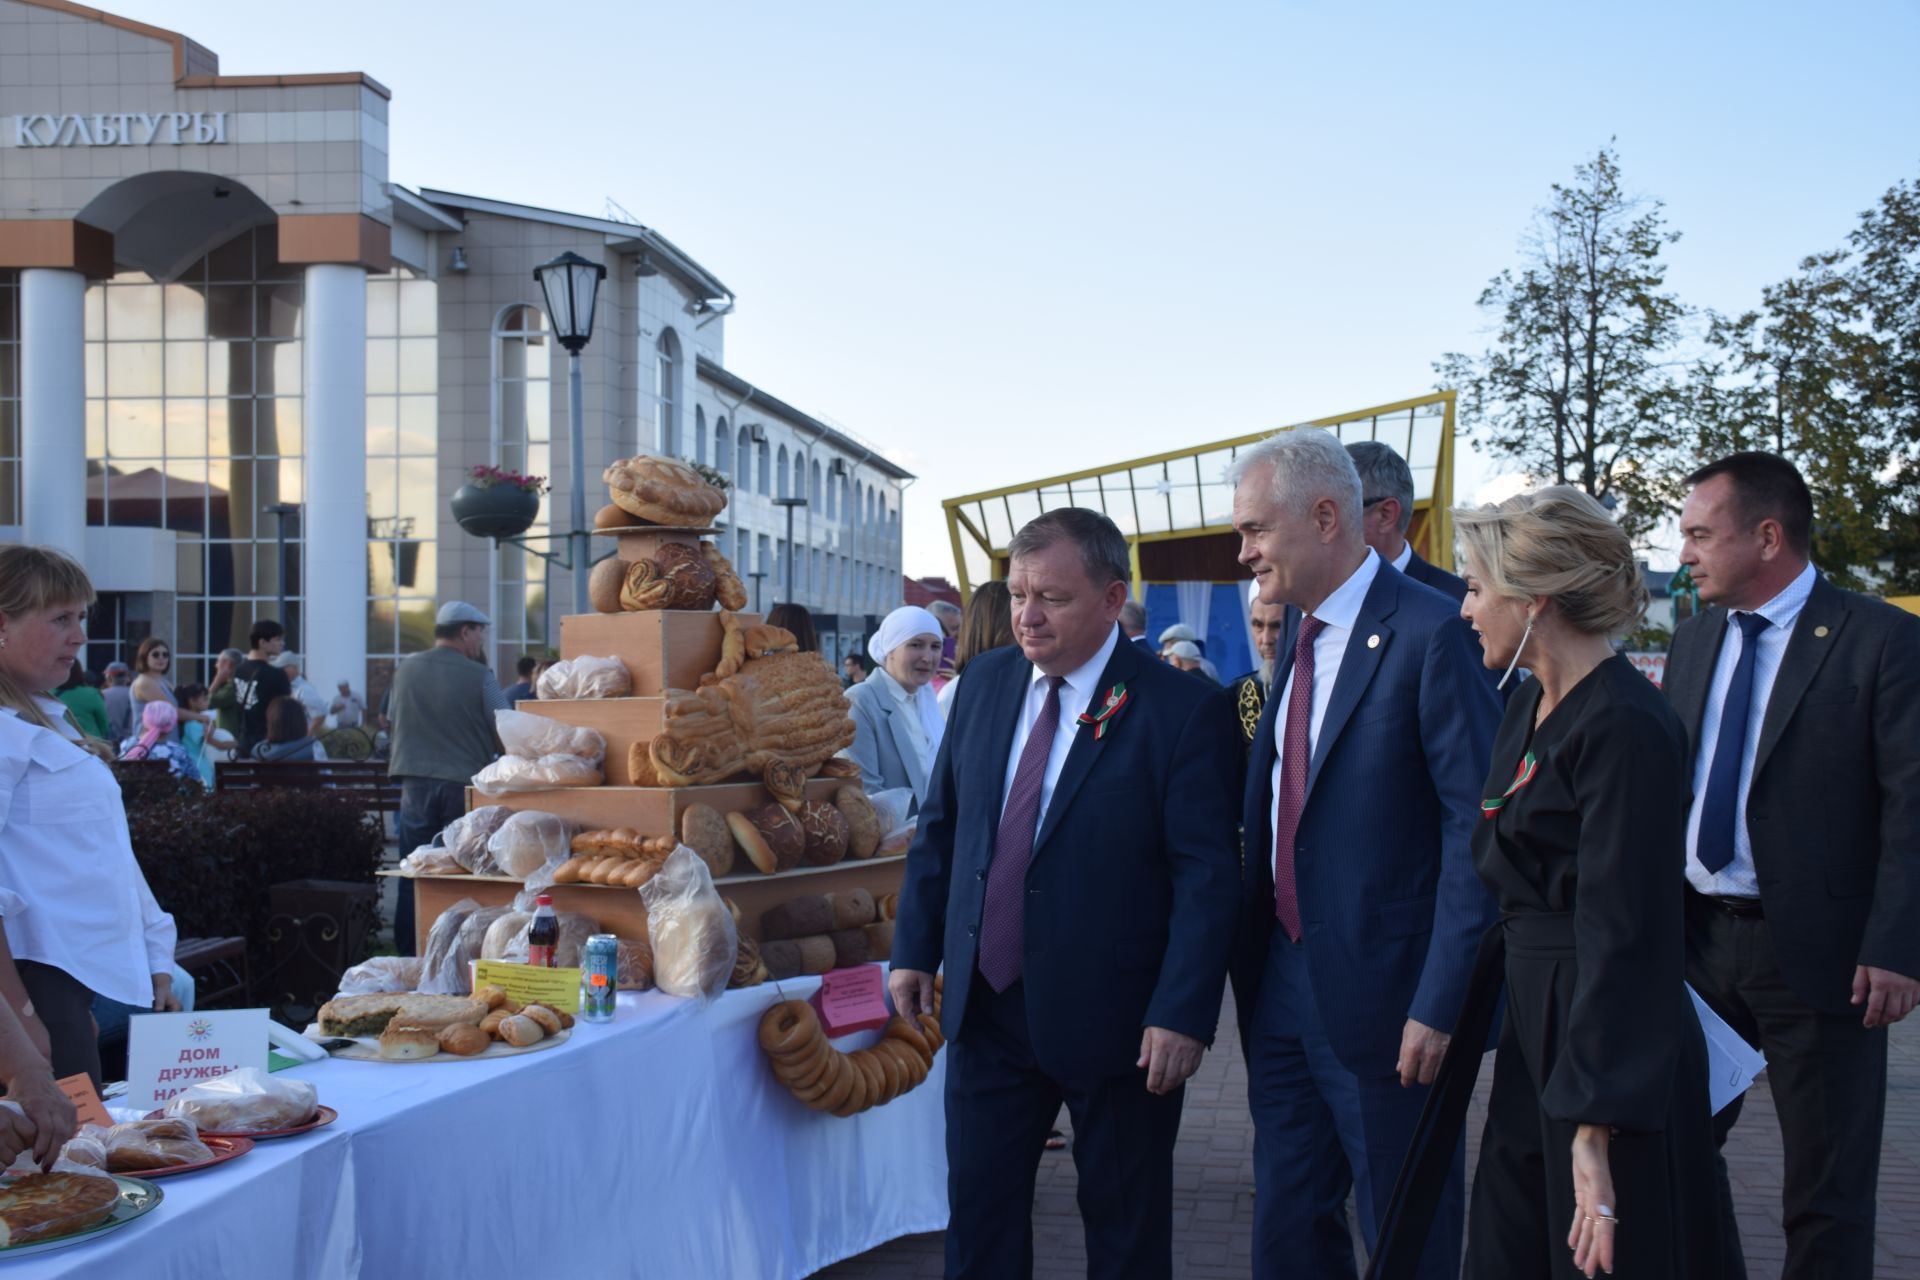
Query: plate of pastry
305 987 573 1062
0 1172 161 1258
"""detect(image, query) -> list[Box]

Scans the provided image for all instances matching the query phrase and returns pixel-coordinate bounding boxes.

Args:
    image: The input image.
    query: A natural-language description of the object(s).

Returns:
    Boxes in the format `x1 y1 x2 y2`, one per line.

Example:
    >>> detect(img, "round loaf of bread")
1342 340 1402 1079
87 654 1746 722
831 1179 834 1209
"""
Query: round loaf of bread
438 1023 490 1056
794 934 836 976
835 786 883 859
651 542 718 610
378 1024 441 1060
681 803 734 879
728 803 804 875
829 887 876 929
594 502 643 529
798 800 850 867
762 893 834 941
589 556 628 613
497 1014 544 1048
863 918 895 960
520 1003 563 1036
604 455 727 526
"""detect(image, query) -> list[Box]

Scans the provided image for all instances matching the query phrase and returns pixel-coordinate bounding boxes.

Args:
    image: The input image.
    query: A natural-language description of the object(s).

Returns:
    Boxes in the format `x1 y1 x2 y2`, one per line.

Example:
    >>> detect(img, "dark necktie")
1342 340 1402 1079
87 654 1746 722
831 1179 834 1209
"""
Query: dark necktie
1273 617 1325 942
1697 611 1772 874
978 675 1064 992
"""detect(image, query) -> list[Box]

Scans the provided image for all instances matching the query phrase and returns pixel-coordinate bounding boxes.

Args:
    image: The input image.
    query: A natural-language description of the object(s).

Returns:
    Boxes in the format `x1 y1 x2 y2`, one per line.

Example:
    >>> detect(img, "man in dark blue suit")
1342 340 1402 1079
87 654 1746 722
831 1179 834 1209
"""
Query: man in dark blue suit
891 508 1241 1280
1228 429 1499 1280
1346 441 1470 604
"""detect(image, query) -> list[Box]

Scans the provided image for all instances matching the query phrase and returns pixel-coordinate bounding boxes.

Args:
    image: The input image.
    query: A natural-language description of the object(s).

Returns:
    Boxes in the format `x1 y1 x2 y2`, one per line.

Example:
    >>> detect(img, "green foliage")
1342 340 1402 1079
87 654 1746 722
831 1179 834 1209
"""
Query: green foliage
1438 145 1689 543
121 786 387 998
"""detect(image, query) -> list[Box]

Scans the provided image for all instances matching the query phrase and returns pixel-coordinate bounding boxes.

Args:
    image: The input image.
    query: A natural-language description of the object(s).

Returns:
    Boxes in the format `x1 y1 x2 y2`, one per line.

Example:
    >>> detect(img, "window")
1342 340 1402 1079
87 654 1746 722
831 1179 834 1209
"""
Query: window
493 303 552 667
852 481 863 530
792 450 807 503
756 436 770 496
694 405 706 465
715 415 730 477
776 444 789 498
736 424 751 490
366 267 440 679
811 459 823 509
824 463 836 519
654 330 680 456
840 476 851 525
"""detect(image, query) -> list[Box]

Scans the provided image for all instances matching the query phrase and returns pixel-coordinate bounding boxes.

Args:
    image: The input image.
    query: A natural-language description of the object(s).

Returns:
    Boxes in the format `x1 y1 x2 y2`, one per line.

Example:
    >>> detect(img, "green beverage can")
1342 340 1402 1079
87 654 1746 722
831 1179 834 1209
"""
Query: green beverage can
582 933 619 1022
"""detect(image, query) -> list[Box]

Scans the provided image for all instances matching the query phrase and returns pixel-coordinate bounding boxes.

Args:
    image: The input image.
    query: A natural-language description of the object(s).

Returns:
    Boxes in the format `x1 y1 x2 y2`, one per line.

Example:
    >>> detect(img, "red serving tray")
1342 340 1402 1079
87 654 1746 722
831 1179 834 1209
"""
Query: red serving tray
134 1134 254 1178
144 1104 337 1141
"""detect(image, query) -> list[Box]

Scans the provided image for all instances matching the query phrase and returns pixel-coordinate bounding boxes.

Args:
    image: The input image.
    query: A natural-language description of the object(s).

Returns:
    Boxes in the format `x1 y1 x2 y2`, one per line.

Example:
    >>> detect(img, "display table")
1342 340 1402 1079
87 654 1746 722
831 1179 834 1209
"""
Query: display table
11 980 949 1279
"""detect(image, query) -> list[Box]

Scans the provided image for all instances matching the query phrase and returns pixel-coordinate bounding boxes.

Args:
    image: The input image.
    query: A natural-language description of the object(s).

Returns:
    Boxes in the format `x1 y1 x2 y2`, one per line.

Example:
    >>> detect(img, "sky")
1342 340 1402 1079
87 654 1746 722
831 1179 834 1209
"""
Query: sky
114 0 1920 576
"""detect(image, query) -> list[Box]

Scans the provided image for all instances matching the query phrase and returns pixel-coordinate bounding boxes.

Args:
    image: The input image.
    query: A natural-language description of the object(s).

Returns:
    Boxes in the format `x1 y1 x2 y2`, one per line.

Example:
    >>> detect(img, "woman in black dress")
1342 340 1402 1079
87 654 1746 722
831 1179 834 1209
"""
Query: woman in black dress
1447 487 1722 1278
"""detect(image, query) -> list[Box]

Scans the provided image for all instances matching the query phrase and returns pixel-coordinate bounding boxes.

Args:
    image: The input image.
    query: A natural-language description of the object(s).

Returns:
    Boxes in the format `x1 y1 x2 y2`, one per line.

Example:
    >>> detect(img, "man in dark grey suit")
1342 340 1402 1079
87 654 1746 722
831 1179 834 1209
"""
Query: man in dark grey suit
1666 451 1920 1280
1346 441 1467 603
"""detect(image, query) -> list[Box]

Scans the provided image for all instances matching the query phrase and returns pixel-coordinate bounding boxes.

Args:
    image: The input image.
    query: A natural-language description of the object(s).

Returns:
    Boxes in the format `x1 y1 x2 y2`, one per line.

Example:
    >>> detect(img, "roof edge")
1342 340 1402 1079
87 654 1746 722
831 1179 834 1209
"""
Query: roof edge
697 357 914 481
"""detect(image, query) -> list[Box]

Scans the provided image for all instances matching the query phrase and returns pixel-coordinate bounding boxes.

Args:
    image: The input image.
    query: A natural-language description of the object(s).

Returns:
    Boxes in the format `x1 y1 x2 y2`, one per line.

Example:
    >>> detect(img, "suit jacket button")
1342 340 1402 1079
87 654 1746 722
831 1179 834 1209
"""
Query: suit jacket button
977 869 987 880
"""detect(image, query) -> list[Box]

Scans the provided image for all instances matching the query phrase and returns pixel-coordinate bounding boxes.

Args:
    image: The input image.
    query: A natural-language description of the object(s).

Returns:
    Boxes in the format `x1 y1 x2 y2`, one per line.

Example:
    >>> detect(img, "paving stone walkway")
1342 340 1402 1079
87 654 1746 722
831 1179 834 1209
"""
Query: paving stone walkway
818 997 1920 1278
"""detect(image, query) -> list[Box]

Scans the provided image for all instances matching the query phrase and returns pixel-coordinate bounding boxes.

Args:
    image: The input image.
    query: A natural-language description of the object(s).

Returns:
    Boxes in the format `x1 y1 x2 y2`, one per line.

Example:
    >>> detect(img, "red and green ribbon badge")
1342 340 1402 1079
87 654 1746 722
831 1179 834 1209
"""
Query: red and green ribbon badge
1076 682 1130 740
1480 750 1538 820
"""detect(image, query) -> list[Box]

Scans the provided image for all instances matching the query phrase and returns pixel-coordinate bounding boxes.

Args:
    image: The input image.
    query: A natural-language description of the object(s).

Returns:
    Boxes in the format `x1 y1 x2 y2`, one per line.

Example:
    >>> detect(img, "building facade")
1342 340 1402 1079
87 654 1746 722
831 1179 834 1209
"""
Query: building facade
0 0 909 696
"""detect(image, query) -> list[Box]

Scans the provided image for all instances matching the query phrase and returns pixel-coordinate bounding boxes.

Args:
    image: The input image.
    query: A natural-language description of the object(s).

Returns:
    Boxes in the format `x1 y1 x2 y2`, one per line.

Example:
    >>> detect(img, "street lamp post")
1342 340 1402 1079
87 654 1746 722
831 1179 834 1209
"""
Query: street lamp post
773 496 808 604
747 570 768 614
531 251 608 616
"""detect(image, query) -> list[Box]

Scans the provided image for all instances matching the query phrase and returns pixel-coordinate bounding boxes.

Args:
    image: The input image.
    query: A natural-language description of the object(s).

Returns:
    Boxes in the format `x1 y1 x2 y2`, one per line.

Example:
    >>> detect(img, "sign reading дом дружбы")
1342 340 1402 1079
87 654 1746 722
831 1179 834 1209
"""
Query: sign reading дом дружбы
9 111 228 147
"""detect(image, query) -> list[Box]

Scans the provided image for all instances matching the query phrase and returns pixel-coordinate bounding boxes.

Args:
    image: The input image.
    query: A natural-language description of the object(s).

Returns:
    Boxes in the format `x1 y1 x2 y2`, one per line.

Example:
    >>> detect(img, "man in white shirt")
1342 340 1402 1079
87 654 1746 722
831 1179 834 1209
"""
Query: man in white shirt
1228 428 1498 1280
891 508 1241 1279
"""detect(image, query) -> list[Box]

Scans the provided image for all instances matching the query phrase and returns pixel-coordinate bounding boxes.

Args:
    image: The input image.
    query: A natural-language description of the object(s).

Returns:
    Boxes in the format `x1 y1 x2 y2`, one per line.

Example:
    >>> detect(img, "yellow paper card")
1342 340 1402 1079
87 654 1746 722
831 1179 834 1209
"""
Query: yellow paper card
471 960 581 1014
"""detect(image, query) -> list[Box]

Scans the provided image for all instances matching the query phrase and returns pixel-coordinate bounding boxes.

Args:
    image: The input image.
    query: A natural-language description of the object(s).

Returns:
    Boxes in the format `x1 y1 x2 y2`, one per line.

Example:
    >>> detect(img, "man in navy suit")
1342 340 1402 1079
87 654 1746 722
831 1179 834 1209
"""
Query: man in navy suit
1347 441 1468 603
891 508 1241 1280
1228 429 1499 1279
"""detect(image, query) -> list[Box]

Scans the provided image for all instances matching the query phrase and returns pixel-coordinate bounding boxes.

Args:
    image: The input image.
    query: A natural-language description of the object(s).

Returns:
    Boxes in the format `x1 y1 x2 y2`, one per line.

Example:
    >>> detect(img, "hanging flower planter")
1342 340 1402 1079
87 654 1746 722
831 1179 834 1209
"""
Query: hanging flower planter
450 465 547 539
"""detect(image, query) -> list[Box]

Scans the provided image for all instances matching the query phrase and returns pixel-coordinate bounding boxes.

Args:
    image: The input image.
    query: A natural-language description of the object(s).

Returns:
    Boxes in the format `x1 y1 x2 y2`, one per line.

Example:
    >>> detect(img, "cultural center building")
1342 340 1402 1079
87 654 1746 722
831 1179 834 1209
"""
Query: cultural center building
0 0 911 695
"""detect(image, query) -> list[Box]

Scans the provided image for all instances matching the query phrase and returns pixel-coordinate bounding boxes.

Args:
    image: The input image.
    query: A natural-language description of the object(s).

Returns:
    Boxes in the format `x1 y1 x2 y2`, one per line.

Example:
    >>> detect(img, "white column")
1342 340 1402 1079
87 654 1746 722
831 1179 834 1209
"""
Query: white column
301 263 368 696
20 268 87 557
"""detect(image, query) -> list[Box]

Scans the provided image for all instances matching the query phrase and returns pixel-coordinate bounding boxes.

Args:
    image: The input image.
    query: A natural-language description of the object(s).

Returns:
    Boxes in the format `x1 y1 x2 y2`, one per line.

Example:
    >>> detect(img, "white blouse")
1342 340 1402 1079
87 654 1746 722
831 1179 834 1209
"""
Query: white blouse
0 704 177 1006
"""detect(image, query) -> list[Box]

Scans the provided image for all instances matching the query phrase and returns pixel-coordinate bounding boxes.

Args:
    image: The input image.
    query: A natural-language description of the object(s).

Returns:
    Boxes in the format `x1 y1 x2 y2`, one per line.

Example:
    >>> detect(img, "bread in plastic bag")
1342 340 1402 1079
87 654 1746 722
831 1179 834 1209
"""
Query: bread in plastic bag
163 1067 318 1134
398 844 464 875
868 786 917 859
488 810 576 880
438 805 513 874
495 709 606 763
418 897 480 994
481 910 531 961
639 844 737 1002
336 955 424 996
472 753 603 794
537 654 630 701
53 1130 109 1170
442 905 513 992
618 938 655 991
97 1117 215 1172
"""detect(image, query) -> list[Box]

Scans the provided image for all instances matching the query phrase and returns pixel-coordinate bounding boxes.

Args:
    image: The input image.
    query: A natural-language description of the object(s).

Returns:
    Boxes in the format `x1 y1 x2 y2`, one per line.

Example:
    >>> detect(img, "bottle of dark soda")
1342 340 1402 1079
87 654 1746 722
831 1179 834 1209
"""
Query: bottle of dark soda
527 894 559 967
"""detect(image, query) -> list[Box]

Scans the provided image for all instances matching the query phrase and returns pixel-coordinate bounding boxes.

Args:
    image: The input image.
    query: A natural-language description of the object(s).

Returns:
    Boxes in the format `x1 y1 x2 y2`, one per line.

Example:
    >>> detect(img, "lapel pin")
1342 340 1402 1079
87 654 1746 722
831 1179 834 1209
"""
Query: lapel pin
1367 634 1380 649
1814 625 1829 638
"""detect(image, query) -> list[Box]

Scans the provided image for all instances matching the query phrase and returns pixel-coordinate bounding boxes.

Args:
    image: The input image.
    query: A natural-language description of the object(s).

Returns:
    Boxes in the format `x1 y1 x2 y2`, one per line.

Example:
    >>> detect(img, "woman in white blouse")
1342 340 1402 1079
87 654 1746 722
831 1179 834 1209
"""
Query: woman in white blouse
0 545 181 1089
844 606 947 806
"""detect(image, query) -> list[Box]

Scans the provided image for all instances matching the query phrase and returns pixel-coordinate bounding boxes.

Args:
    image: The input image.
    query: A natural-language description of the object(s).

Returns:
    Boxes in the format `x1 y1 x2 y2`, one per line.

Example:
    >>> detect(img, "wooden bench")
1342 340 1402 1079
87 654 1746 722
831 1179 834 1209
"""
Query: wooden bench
214 759 404 815
174 936 250 1008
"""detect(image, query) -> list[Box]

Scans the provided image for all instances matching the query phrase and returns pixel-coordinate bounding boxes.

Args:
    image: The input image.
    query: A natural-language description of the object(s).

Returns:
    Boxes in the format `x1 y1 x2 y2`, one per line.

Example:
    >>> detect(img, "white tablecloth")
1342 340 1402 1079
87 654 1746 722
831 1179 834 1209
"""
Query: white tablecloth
12 981 949 1279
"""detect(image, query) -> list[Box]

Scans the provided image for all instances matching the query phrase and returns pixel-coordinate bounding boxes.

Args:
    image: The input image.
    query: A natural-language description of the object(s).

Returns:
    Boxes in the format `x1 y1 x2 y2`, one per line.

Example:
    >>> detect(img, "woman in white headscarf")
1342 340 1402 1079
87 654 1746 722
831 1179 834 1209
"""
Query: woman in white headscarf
842 606 946 806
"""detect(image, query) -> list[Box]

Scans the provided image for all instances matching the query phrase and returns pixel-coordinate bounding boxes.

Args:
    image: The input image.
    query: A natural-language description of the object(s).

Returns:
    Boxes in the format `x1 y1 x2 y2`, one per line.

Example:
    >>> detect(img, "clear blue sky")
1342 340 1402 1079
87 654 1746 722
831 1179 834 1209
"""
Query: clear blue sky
118 0 1920 576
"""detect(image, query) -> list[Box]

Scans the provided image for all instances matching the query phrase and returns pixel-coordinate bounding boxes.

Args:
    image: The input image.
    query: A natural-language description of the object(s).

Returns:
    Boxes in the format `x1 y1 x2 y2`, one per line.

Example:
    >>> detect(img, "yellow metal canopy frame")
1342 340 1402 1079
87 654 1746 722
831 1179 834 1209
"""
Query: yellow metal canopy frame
942 391 1458 599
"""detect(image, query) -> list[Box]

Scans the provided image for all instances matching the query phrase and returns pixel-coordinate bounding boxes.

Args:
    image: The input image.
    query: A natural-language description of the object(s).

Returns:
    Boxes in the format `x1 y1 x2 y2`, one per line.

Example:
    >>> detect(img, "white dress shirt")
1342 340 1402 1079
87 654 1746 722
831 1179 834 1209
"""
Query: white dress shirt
1685 561 1817 898
1389 541 1414 574
1271 549 1383 878
0 703 178 1005
1001 624 1122 828
871 665 931 777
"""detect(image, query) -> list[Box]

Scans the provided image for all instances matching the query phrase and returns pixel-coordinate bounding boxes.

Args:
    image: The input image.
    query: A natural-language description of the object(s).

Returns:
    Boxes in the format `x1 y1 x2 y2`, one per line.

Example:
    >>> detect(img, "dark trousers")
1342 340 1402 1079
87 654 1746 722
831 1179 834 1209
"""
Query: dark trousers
17 961 102 1090
943 974 1184 1279
1247 933 1461 1280
1686 892 1886 1280
394 777 467 958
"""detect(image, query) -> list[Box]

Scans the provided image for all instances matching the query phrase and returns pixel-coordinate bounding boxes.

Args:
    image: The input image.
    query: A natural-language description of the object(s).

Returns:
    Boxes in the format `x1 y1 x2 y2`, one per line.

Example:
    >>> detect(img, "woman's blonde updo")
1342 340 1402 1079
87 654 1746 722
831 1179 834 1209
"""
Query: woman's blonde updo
0 544 98 731
1451 485 1648 637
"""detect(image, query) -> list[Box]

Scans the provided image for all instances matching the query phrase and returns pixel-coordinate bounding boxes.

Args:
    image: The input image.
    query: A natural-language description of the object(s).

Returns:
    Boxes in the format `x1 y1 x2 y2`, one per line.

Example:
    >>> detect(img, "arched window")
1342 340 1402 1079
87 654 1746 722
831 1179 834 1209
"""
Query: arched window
736 424 751 491
852 481 864 530
792 450 807 503
756 436 770 496
493 303 552 658
866 487 876 529
694 405 707 465
811 460 823 509
654 330 680 455
840 476 851 525
776 444 790 498
715 416 731 478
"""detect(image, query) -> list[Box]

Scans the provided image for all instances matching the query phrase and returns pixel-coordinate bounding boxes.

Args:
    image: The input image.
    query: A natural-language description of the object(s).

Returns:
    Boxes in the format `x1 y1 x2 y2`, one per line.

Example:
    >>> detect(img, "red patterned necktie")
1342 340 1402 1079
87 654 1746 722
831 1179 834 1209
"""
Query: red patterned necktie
1273 617 1324 942
978 675 1064 992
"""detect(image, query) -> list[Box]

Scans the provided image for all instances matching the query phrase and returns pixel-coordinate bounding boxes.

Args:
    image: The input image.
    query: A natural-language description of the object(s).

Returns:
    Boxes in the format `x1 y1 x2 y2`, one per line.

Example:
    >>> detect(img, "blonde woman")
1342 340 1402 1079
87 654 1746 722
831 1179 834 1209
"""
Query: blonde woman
0 545 182 1090
1378 488 1721 1279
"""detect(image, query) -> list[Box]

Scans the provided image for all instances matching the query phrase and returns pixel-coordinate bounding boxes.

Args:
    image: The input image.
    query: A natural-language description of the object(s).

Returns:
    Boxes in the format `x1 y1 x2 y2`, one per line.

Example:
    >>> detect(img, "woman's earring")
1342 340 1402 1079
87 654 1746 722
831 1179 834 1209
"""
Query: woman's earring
1497 615 1534 692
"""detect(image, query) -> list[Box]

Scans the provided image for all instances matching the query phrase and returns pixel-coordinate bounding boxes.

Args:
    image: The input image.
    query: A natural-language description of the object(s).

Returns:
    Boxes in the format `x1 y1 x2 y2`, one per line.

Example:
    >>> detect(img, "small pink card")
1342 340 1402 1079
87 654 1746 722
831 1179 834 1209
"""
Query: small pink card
810 964 891 1037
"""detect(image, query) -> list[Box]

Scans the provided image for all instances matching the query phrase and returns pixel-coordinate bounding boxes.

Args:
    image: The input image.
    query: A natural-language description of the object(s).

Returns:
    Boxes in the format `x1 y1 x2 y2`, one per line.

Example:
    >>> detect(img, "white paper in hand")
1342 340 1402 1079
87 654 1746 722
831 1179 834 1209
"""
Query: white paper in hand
1687 983 1767 1115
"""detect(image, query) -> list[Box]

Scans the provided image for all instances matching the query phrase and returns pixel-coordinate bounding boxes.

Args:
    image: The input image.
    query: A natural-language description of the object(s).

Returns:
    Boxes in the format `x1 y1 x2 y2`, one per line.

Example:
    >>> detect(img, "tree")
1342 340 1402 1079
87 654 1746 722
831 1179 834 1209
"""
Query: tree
1438 145 1689 542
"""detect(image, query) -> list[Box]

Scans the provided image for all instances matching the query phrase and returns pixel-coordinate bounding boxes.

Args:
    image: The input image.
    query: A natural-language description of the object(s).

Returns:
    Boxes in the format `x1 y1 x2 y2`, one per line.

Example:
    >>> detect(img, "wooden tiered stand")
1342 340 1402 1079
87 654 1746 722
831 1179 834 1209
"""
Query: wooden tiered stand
405 528 908 956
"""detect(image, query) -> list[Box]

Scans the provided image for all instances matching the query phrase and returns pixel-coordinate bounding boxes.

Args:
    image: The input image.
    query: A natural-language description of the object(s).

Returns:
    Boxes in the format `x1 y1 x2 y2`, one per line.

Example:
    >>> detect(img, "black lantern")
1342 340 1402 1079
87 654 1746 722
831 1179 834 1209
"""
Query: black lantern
532 251 607 354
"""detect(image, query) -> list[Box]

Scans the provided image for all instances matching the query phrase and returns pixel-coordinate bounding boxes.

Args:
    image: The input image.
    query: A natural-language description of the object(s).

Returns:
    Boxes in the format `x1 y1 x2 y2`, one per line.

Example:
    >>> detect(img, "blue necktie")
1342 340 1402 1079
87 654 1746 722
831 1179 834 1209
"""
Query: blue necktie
1697 611 1772 874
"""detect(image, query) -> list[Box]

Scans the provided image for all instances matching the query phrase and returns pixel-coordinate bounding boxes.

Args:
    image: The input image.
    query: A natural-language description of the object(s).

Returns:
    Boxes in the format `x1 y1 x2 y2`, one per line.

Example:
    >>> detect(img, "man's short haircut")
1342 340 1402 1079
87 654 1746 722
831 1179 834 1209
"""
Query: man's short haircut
1007 508 1131 589
1685 451 1813 555
249 619 284 649
1226 428 1363 529
516 656 538 677
433 621 477 641
1346 441 1417 534
1118 600 1147 632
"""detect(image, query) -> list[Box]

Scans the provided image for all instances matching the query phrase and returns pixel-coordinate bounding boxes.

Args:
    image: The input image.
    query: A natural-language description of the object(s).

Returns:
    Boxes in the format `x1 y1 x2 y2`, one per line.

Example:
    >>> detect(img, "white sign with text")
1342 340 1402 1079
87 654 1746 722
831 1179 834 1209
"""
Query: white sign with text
125 1008 270 1113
